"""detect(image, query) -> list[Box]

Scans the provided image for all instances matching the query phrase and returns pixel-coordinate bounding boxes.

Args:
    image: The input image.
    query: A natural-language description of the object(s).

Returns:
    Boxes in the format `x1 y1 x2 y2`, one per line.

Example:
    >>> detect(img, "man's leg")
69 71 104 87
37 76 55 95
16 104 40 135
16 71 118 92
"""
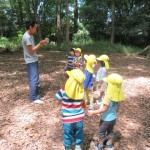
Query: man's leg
27 61 40 100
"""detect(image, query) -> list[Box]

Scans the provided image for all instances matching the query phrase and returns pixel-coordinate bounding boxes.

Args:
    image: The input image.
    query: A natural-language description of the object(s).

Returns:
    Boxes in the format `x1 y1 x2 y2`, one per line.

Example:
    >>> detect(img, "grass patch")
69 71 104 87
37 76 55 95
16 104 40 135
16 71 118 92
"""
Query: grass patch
0 37 141 54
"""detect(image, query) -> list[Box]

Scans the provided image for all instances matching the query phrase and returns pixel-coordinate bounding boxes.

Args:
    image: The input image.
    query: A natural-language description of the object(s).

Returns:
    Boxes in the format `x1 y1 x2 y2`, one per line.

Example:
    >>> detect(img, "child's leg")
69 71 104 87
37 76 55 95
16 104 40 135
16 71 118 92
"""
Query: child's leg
88 89 94 105
98 120 107 149
74 120 83 148
63 123 74 149
84 89 90 105
106 119 116 148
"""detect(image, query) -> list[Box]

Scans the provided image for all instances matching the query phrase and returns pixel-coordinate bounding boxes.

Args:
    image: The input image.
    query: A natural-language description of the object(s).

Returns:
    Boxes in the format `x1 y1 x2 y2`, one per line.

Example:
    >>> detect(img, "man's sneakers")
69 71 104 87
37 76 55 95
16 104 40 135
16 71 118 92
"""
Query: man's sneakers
75 145 82 150
33 99 43 104
65 147 72 150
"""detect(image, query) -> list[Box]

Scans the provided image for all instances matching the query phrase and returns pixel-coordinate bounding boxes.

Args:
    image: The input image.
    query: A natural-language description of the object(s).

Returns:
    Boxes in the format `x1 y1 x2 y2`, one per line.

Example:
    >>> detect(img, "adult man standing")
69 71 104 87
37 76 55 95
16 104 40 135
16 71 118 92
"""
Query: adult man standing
22 21 46 104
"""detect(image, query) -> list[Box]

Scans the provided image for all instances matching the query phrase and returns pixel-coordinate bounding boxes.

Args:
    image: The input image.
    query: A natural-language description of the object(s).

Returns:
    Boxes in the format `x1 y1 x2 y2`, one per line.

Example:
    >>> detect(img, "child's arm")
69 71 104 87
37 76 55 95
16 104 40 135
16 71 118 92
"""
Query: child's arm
87 96 110 116
54 89 63 104
87 104 108 116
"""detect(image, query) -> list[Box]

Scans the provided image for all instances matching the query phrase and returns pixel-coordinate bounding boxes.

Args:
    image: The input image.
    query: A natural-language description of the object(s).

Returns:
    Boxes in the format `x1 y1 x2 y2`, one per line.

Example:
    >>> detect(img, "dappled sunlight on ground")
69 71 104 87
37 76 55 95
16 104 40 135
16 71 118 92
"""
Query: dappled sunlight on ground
0 51 150 149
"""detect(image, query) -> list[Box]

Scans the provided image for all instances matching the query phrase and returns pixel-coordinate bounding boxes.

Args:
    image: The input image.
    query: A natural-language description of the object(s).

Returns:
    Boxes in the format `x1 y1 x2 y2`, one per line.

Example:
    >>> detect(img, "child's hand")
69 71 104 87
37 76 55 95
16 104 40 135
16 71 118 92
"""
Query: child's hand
72 62 77 66
87 110 94 116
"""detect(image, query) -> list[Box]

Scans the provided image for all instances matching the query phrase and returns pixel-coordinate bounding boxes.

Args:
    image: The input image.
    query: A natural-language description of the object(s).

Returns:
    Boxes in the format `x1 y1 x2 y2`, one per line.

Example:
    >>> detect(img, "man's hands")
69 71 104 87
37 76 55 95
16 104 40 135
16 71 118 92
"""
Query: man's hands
39 38 49 46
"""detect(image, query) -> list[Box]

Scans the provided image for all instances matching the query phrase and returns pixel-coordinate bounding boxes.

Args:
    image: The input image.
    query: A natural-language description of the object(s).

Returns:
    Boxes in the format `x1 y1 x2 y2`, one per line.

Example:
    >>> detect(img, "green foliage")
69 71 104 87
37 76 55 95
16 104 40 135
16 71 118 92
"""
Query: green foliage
72 23 92 45
71 40 141 55
0 37 9 47
0 30 23 50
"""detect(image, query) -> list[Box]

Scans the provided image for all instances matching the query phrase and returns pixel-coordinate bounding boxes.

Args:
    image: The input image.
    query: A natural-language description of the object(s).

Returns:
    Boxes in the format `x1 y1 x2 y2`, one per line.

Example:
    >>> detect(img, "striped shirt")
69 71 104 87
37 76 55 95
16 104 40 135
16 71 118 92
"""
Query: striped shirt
54 88 85 123
66 55 76 70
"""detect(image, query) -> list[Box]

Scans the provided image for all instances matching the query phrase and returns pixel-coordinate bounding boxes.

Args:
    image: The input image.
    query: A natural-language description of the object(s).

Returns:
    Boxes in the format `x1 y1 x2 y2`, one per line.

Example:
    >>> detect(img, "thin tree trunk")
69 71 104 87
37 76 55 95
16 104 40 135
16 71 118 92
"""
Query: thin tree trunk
111 0 115 44
24 0 32 20
32 0 42 39
17 0 24 27
57 0 62 46
66 0 70 51
74 0 78 33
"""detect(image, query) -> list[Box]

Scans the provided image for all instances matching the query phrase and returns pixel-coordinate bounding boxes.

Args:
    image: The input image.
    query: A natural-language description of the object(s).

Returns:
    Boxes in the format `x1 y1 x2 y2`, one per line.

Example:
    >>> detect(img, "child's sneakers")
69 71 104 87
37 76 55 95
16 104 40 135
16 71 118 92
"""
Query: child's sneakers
90 141 104 150
96 144 104 150
74 145 82 150
105 141 113 150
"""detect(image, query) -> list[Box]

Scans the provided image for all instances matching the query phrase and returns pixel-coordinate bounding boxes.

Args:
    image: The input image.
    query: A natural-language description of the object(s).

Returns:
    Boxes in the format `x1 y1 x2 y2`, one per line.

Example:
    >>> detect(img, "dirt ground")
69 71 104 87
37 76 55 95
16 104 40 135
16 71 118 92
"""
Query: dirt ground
0 51 150 150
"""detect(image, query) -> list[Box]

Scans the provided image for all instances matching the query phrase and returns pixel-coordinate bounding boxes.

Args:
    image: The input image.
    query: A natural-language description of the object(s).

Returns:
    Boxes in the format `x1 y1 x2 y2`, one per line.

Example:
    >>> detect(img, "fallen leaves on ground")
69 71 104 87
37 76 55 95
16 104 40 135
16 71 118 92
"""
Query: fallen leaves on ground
0 51 150 150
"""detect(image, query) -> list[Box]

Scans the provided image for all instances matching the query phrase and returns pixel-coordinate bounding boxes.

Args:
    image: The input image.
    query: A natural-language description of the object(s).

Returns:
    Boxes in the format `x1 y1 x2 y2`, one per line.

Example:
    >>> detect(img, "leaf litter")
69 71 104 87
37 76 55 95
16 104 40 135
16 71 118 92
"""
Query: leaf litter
0 51 150 150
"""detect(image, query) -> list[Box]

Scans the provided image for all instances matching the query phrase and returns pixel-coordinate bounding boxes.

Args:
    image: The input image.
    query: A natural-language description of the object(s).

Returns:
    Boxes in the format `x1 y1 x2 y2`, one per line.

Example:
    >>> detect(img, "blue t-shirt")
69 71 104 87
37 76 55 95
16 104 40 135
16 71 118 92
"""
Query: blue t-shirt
101 98 119 121
83 69 94 89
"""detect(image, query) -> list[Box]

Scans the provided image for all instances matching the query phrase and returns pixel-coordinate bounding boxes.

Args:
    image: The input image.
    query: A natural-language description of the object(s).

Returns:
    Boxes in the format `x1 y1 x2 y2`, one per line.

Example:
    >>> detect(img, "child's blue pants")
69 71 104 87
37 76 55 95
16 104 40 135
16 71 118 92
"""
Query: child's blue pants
63 120 83 148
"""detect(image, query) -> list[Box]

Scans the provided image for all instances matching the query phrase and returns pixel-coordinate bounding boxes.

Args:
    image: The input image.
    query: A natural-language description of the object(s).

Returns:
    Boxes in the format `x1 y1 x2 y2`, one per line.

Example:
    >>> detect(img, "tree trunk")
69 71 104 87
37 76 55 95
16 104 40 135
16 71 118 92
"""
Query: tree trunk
74 0 78 33
57 0 62 46
24 0 32 20
65 0 70 51
111 0 115 44
17 0 24 28
32 0 42 39
136 45 150 59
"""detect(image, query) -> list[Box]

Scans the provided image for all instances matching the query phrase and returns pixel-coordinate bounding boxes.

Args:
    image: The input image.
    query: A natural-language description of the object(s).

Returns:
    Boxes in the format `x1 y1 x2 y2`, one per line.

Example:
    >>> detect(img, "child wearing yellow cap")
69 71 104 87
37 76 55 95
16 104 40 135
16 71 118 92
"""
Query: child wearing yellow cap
93 55 110 103
83 54 97 109
54 69 85 150
72 48 83 70
88 73 125 150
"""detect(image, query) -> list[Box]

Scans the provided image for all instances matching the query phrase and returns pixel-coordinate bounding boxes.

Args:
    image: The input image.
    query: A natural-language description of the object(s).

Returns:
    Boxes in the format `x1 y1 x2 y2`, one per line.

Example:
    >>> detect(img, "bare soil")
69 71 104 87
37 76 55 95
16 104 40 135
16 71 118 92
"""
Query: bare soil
0 51 150 150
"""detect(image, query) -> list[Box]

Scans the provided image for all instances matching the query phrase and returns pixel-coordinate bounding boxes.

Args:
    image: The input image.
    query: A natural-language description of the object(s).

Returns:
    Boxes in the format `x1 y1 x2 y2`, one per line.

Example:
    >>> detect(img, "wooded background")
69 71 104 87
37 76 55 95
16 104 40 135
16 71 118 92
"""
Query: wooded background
0 0 150 49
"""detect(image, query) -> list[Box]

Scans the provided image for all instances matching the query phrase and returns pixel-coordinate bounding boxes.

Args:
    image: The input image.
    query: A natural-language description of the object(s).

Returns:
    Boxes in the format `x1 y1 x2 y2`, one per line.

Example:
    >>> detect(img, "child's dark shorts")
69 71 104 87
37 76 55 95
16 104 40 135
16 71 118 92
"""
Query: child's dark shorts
99 119 116 140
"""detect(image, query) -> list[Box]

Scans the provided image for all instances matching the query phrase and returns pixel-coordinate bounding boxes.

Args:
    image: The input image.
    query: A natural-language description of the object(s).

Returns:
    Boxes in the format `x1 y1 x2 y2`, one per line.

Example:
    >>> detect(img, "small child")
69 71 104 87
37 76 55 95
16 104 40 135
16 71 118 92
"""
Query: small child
88 73 125 150
83 54 97 109
54 69 85 150
72 48 83 70
65 48 76 71
93 55 110 103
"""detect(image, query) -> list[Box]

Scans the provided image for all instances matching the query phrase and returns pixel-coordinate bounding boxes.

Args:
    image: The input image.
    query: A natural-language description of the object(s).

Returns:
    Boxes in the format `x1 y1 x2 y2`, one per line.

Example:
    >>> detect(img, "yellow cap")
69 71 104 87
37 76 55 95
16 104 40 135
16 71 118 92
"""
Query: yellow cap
103 73 125 102
65 69 85 100
75 48 82 53
84 54 96 73
97 55 109 69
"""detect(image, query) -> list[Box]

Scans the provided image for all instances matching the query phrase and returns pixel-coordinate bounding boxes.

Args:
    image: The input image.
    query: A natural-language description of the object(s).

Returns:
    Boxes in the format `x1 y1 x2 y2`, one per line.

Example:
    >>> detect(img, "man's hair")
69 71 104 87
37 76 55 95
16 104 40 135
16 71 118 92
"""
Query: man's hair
25 21 37 30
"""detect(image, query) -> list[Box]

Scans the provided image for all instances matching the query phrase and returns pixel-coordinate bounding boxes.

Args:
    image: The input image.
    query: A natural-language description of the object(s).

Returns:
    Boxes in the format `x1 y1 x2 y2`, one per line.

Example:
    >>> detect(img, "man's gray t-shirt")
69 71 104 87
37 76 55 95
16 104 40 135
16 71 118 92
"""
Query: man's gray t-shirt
22 32 38 64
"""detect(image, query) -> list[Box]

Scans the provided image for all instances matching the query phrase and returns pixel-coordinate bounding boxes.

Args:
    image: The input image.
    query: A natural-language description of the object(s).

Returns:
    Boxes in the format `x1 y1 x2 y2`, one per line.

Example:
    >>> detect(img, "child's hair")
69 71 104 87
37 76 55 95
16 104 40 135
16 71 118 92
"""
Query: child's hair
100 60 105 67
70 48 75 52
69 48 75 56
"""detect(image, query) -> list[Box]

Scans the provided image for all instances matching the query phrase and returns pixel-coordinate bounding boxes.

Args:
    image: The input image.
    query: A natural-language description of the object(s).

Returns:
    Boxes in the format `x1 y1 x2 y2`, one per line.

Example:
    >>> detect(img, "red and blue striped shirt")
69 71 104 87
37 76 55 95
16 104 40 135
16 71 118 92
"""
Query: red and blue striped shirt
54 88 85 123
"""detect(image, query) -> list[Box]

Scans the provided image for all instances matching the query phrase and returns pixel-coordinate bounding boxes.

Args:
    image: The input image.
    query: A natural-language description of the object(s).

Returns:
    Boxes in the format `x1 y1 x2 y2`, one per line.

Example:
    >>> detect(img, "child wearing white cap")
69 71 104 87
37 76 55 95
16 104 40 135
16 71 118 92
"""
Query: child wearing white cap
93 55 110 103
88 73 125 150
